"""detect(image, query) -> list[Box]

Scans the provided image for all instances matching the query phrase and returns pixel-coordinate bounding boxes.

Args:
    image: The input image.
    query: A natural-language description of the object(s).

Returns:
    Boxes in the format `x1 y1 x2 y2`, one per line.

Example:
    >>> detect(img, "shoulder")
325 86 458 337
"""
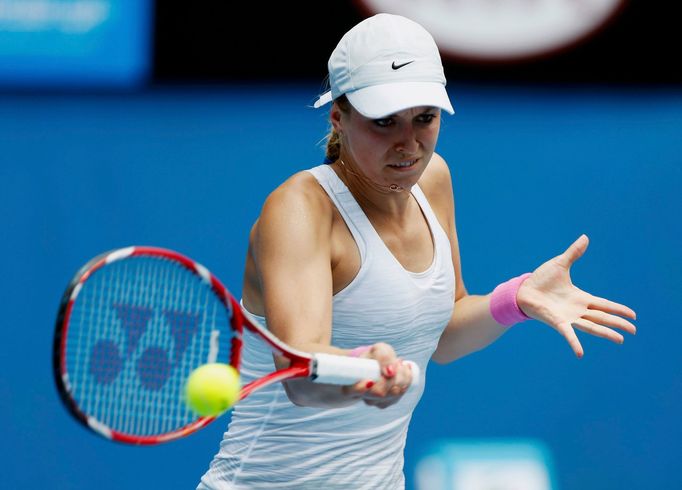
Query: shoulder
257 169 334 236
263 169 332 214
418 152 455 221
419 152 453 194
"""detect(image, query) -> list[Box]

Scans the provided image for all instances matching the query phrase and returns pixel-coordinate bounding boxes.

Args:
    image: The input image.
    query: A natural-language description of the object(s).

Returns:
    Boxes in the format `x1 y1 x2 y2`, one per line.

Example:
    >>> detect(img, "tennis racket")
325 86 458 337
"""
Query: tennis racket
53 246 420 445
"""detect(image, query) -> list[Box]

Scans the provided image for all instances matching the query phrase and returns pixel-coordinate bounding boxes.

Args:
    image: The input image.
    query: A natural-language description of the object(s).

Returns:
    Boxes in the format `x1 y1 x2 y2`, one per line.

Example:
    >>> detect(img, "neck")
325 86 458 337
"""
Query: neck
339 159 406 194
333 158 413 215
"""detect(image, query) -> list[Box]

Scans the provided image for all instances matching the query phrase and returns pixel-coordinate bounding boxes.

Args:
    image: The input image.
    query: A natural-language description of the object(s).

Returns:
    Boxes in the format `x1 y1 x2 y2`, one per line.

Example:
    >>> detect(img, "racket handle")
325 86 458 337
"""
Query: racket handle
313 353 420 387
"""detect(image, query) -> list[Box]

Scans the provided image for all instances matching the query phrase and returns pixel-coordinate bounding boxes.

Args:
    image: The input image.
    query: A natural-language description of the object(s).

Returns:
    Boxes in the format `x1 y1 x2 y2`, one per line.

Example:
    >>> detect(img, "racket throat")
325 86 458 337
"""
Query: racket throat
239 364 311 400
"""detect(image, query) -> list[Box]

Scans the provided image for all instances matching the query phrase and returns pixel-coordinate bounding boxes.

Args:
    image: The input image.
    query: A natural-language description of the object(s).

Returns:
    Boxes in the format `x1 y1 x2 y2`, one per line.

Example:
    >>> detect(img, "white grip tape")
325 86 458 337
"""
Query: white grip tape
313 353 420 388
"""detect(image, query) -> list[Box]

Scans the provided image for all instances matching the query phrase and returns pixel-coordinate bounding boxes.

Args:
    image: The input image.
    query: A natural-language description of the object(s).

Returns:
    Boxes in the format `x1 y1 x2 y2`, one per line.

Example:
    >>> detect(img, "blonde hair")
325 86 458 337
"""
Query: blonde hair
324 95 351 163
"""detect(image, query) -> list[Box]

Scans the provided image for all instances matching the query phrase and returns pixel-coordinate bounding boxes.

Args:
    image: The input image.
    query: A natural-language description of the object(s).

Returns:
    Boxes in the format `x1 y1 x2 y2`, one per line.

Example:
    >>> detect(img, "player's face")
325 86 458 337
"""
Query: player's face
336 104 441 191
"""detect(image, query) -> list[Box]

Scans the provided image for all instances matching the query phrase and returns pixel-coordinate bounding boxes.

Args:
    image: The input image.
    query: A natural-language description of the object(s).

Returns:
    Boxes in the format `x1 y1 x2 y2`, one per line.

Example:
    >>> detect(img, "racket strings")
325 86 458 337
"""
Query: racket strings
65 256 233 436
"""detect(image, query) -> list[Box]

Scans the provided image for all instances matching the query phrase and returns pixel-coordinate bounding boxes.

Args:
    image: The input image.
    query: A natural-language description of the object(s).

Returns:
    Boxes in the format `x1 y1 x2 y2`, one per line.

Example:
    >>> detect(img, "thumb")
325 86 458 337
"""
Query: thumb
556 234 589 269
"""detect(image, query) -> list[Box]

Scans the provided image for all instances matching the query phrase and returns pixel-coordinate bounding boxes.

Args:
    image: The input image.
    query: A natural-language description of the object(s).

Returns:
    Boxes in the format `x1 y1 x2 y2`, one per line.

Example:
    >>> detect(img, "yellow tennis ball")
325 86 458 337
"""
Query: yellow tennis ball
185 363 240 416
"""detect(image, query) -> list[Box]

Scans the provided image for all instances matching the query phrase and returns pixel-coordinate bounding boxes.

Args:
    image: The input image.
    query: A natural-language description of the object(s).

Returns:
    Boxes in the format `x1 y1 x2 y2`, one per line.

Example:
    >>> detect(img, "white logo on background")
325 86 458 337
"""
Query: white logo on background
356 0 626 61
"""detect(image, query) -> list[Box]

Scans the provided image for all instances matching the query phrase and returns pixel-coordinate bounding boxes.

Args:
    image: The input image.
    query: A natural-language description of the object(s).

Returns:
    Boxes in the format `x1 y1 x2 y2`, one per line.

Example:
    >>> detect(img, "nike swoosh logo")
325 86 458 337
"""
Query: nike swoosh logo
392 60 414 70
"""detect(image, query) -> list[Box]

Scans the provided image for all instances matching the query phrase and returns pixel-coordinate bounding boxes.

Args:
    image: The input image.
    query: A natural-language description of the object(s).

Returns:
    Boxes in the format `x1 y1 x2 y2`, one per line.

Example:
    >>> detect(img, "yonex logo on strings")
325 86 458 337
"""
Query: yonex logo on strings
89 303 199 391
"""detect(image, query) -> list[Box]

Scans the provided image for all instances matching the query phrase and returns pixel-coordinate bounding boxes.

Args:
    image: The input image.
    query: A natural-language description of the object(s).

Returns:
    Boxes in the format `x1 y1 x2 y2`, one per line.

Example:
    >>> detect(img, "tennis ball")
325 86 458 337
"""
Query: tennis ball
185 363 240 416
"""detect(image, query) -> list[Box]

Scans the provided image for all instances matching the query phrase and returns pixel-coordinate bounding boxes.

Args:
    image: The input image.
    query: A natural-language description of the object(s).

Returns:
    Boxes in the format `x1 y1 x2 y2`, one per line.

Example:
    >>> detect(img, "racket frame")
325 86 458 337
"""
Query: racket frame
54 247 321 444
53 246 416 445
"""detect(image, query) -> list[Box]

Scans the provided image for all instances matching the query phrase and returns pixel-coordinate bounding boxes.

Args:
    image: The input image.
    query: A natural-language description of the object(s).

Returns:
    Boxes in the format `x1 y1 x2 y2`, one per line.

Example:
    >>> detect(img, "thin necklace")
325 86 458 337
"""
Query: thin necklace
339 159 404 193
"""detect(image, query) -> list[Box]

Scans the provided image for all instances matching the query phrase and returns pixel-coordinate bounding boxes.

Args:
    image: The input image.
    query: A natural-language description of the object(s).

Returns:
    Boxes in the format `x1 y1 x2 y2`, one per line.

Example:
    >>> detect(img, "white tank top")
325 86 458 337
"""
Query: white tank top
198 164 455 490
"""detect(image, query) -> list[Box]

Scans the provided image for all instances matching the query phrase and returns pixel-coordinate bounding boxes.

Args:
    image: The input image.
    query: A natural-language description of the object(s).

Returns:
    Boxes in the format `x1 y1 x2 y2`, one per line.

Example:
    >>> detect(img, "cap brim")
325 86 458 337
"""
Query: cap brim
345 81 454 119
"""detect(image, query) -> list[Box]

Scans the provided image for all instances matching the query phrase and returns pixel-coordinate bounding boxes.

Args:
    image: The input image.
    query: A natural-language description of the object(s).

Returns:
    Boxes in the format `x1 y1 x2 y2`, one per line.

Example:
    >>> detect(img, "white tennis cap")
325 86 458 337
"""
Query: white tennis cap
314 13 454 119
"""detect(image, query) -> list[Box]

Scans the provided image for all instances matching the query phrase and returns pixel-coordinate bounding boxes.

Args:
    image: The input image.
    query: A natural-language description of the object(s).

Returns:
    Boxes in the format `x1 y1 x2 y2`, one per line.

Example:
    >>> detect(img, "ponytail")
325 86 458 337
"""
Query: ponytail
323 95 351 164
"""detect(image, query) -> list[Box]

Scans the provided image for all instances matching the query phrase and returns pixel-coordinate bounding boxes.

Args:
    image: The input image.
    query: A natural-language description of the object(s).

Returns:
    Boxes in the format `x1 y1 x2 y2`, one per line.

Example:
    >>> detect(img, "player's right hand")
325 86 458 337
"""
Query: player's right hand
344 342 413 409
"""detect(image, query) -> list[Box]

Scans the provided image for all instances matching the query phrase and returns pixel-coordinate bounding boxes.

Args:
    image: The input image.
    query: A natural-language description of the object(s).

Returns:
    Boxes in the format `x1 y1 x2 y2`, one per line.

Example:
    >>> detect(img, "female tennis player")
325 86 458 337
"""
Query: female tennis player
197 13 636 489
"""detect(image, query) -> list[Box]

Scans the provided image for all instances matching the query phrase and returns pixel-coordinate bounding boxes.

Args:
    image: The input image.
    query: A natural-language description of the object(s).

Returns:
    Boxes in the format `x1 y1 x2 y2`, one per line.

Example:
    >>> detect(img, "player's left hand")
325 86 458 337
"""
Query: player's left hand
516 234 637 357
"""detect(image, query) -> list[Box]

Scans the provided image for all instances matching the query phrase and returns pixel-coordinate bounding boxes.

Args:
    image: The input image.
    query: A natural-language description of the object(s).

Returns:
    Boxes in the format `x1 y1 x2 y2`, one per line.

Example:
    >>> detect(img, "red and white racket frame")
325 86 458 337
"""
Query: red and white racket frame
53 246 416 445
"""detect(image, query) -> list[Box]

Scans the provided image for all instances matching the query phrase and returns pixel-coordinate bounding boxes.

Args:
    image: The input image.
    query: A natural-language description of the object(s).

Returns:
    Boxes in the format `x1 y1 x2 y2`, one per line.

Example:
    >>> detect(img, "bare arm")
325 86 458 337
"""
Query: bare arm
419 155 507 363
250 173 410 407
433 294 509 364
424 156 636 364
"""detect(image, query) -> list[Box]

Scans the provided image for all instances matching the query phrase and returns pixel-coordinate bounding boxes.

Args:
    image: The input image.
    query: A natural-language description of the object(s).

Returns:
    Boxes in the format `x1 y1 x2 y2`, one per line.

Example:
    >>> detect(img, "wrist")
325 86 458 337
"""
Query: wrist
490 273 533 327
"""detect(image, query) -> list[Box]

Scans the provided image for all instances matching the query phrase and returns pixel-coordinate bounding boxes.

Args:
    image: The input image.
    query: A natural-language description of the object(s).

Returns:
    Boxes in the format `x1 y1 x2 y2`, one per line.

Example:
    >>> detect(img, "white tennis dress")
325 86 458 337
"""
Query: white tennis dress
197 164 455 490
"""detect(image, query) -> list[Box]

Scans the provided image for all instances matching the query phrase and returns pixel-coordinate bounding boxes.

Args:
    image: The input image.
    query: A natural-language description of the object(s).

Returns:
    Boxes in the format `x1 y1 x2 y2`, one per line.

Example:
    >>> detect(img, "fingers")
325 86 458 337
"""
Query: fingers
555 304 637 358
367 359 411 398
386 360 413 396
343 379 377 399
359 343 413 408
583 309 637 335
556 234 589 269
588 296 637 321
569 308 637 346
369 342 397 366
572 318 624 344
367 343 410 388
342 342 416 408
557 321 584 358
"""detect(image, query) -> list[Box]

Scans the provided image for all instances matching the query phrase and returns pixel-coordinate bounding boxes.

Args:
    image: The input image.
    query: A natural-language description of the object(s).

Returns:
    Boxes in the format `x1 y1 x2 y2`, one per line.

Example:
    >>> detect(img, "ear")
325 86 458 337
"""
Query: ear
330 103 344 132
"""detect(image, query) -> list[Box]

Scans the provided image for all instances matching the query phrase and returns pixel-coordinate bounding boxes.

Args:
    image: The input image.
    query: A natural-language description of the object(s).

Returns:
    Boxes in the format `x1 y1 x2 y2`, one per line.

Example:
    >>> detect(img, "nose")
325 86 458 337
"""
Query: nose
395 124 419 156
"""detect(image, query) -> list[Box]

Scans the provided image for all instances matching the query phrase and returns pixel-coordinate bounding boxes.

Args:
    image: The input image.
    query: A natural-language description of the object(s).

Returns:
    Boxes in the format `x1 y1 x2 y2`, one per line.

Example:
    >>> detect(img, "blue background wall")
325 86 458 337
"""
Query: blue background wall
1 85 680 489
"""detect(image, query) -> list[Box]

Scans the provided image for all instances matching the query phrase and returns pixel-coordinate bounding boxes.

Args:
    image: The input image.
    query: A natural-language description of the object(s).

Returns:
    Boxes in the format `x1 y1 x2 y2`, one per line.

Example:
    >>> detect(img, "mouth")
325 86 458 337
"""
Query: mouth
387 159 418 170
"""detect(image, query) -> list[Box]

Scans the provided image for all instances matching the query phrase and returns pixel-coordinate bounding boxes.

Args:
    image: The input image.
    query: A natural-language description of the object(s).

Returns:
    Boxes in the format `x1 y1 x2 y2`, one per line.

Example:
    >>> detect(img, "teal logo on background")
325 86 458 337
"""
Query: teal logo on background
0 0 152 87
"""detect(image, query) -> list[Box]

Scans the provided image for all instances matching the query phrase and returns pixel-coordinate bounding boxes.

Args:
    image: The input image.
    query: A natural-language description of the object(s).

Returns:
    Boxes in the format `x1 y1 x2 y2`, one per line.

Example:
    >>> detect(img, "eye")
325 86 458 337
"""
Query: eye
416 114 436 124
372 117 394 128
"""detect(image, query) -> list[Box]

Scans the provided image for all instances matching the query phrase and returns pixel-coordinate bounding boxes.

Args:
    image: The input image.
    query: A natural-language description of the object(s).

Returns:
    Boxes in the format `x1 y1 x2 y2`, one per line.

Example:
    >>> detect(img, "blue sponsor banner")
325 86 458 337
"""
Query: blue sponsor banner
0 0 152 87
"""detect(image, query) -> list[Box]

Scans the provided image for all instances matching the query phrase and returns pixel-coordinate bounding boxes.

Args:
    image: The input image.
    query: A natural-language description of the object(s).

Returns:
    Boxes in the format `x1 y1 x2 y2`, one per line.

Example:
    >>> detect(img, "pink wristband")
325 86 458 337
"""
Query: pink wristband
490 273 532 327
348 345 372 357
